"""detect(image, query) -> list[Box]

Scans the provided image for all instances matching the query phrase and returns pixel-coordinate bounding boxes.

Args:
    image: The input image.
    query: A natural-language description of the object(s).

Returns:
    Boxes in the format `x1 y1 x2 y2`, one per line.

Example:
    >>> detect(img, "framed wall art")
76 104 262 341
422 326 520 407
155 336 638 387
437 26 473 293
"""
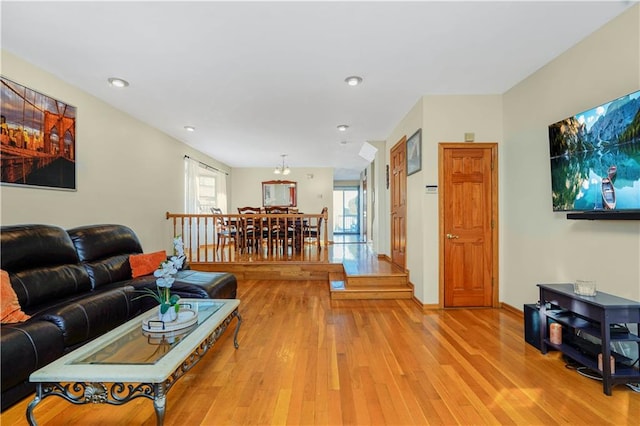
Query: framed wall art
407 128 422 176
386 164 389 189
1 76 77 190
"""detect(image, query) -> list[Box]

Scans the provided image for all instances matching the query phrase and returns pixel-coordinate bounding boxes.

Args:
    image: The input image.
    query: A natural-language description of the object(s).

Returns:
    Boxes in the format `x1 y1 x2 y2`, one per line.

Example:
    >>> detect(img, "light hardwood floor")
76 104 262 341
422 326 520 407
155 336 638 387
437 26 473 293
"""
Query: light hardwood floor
2 280 638 425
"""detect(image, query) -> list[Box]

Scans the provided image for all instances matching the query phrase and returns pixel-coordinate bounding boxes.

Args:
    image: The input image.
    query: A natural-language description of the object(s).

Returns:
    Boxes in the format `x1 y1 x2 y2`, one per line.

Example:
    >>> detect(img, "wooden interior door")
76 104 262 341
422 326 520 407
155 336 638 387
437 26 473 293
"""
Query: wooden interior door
390 137 407 269
439 143 498 307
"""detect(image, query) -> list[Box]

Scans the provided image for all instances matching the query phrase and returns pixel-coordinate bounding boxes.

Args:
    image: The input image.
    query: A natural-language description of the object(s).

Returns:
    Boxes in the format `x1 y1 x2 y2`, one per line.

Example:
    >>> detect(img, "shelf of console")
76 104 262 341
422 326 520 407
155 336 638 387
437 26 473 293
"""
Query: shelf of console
546 311 640 343
544 339 640 379
538 283 640 395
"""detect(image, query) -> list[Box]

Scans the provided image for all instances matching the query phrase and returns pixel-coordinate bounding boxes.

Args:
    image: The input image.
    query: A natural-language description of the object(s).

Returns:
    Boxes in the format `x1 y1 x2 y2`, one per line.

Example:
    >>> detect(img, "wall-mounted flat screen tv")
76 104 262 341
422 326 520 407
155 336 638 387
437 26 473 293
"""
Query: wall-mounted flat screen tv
548 89 640 216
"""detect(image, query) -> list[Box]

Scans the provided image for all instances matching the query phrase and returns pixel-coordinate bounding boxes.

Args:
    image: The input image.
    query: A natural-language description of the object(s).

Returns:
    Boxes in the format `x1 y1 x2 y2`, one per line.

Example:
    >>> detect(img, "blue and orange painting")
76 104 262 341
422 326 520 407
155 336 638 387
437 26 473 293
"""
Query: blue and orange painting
549 90 640 211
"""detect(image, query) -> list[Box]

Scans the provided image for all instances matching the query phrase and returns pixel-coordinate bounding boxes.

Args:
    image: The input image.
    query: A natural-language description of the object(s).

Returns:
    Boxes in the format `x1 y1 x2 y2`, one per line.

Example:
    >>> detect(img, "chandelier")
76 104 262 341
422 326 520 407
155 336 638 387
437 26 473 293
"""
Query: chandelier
274 154 290 175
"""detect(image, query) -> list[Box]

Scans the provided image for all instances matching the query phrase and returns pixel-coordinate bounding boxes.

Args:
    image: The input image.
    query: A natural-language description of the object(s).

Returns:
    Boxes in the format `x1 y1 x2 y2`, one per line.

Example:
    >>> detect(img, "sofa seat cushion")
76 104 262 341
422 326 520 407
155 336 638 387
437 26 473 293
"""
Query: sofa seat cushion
33 287 140 347
171 270 237 299
95 271 237 303
94 275 163 312
1 320 64 392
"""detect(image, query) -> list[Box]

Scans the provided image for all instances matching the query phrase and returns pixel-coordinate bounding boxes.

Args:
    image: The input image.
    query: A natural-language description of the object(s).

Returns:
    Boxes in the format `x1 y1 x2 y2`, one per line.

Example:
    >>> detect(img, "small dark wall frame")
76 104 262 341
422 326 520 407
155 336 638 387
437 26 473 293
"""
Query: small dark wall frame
386 165 389 189
406 128 422 176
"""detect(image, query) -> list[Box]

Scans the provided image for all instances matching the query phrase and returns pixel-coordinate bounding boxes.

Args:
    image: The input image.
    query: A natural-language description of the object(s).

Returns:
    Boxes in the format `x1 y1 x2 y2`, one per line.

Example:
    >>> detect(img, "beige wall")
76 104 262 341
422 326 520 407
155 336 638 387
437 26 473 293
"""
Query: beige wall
422 95 503 304
230 167 334 239
385 95 502 303
502 5 640 307
385 5 640 306
0 51 230 253
383 98 424 296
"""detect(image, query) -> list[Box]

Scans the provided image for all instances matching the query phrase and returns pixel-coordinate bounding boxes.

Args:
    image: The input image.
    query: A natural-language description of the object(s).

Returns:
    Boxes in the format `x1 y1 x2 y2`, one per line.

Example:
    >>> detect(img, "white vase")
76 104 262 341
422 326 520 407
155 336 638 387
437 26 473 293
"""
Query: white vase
158 306 178 322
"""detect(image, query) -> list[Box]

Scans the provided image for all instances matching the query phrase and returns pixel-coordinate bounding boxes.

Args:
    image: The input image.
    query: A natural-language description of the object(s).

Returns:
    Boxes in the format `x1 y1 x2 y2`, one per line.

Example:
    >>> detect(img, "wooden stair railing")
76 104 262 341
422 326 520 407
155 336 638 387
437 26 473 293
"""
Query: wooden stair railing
165 210 328 263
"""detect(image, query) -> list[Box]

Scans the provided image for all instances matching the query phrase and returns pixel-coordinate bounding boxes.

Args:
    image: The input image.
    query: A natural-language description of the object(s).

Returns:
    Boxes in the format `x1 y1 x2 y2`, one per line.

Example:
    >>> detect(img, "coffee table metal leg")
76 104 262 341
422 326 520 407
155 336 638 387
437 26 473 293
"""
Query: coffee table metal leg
234 313 243 349
26 384 42 426
153 383 166 426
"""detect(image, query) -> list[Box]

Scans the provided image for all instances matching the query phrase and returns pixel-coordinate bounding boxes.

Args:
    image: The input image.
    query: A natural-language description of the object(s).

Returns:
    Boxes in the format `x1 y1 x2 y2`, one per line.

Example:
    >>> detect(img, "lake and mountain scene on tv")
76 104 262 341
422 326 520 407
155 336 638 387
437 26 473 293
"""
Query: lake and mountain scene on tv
548 90 640 212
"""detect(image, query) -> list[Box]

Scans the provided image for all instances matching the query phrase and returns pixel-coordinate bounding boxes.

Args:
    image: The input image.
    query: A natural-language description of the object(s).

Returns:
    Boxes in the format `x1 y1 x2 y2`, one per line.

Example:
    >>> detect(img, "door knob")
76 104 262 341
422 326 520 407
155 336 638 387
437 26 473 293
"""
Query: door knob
446 233 459 239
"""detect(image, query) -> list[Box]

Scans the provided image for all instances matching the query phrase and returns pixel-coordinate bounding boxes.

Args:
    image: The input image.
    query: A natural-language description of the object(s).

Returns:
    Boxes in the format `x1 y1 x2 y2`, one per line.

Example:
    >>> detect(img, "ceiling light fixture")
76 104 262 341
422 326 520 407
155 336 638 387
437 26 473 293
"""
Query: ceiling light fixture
107 77 129 88
337 124 349 132
274 154 290 175
345 76 363 86
184 126 196 132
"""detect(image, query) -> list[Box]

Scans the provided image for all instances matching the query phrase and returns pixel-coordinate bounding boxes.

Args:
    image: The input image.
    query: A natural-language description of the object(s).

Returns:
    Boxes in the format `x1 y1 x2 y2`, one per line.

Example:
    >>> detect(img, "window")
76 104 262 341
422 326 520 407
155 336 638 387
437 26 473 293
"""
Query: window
185 156 227 214
197 171 217 213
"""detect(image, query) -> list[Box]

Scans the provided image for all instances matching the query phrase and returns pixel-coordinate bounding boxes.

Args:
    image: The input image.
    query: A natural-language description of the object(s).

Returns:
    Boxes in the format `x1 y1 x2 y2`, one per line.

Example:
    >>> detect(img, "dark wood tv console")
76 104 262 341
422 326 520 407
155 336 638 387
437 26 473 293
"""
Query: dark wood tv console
538 283 640 395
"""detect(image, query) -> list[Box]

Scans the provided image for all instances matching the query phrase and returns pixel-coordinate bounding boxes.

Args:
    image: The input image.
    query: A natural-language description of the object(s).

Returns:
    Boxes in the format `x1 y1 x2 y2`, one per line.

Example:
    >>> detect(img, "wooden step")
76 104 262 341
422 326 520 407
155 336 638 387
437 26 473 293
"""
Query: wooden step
197 262 342 280
346 274 408 287
330 285 413 300
329 270 413 300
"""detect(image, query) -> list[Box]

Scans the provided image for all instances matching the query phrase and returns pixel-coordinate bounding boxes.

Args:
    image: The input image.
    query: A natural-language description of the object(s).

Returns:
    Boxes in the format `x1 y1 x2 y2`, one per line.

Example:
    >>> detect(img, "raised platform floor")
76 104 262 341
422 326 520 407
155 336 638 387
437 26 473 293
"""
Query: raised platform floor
190 240 413 300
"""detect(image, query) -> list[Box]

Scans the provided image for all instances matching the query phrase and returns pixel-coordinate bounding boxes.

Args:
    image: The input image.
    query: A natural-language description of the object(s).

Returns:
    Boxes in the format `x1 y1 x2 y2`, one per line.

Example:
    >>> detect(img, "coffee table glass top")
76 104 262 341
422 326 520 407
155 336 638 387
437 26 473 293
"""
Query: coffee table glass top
29 298 240 384
74 300 223 365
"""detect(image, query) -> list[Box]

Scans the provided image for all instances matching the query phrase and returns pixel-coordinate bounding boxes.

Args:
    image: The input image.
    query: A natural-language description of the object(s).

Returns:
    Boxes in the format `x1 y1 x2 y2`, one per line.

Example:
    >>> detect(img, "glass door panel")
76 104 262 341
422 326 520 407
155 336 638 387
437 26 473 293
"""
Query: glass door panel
333 188 359 234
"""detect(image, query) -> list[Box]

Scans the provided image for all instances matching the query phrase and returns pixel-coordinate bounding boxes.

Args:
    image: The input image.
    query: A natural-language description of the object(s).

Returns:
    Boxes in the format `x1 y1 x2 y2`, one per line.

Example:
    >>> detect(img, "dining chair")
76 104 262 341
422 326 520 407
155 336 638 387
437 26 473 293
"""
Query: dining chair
265 206 290 252
210 207 236 254
265 207 289 214
304 206 328 250
236 206 263 253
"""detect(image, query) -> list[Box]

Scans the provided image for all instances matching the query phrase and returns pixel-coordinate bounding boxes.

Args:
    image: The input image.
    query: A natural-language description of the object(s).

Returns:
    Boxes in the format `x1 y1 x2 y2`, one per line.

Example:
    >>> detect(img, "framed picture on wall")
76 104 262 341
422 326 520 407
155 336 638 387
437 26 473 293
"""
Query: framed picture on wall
407 128 422 176
386 164 389 189
1 76 77 190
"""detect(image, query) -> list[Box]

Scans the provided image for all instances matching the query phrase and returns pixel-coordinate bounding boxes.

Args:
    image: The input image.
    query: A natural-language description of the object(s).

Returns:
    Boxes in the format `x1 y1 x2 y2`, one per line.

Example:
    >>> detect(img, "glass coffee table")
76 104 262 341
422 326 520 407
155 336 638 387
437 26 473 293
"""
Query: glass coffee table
27 299 241 426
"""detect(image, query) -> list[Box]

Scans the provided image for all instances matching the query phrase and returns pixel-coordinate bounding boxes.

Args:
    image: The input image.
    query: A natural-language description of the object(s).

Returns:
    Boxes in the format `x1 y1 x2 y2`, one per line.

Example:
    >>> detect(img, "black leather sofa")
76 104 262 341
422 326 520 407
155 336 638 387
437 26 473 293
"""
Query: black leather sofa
0 224 237 410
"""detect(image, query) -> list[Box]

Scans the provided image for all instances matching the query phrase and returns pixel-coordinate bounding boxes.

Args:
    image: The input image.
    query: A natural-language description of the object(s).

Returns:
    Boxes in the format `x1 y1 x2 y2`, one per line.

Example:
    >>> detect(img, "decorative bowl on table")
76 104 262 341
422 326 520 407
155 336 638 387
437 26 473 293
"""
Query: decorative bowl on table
574 280 596 296
142 308 198 332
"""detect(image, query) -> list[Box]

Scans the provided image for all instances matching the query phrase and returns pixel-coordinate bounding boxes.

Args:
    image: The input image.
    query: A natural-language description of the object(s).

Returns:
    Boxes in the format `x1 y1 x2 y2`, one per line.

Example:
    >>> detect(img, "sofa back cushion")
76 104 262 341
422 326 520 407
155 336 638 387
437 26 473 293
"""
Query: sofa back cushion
0 224 91 308
67 224 143 289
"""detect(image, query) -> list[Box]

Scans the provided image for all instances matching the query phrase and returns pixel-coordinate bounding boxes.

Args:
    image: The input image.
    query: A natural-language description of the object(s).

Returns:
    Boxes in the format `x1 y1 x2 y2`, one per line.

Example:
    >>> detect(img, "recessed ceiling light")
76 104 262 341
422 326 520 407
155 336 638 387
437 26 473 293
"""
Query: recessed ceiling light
345 76 363 86
337 124 349 132
184 126 196 132
107 77 129 88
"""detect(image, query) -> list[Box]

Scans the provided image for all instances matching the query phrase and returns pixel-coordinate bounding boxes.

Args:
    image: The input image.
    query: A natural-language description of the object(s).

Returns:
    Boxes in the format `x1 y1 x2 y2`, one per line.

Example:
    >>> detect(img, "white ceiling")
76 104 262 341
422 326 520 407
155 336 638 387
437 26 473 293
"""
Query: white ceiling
1 1 635 180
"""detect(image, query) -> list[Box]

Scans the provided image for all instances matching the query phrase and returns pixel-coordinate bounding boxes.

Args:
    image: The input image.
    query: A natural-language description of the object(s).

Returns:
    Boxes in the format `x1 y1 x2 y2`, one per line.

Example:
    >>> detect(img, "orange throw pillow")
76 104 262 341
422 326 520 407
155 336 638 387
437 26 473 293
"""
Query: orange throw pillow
129 251 167 278
1 269 30 323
